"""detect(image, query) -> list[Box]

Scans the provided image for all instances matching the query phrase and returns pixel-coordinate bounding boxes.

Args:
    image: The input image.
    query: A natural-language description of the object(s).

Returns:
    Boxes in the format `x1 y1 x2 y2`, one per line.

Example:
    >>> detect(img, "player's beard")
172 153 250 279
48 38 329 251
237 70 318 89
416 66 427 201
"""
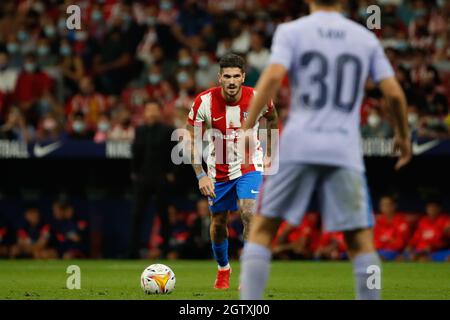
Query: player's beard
224 84 241 101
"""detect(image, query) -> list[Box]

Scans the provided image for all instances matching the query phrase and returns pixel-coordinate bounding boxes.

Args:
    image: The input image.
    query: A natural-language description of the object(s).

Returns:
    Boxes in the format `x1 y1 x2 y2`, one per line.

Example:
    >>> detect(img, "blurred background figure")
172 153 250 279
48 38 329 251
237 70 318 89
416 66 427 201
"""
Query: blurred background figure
128 100 176 259
406 199 450 262
9 206 57 259
374 195 411 261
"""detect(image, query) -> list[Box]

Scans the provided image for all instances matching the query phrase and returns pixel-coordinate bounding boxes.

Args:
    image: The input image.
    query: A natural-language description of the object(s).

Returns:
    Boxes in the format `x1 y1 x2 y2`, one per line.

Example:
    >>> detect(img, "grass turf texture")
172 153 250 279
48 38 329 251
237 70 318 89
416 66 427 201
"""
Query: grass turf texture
0 260 449 300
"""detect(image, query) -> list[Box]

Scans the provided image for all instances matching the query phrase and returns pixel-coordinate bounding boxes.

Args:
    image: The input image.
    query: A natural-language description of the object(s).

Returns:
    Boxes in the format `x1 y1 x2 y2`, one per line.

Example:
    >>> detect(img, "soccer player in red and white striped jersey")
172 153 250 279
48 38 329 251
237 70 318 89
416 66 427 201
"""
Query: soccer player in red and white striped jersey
186 53 278 289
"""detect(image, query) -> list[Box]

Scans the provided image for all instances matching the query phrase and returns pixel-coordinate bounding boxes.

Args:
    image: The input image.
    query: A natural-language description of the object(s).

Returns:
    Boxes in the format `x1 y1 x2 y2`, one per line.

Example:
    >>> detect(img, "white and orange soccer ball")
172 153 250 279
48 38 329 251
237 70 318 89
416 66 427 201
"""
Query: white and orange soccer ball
140 264 176 294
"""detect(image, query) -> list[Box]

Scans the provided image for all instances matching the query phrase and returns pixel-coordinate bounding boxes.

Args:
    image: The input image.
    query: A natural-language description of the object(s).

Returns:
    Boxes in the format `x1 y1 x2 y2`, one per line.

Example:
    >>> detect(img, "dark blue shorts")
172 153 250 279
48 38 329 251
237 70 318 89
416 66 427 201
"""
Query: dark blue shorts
209 171 262 214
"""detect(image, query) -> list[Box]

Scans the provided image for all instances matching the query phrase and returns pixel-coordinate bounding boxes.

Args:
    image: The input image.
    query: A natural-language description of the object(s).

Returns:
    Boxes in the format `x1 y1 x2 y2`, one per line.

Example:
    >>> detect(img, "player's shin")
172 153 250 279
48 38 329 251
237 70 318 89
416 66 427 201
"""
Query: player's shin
352 251 382 300
240 242 272 300
240 216 280 300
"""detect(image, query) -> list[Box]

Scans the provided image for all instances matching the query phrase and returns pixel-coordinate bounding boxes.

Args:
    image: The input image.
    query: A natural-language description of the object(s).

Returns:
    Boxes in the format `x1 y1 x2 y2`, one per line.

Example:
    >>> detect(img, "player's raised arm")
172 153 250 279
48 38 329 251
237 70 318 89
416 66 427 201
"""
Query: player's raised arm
243 64 286 131
379 76 411 170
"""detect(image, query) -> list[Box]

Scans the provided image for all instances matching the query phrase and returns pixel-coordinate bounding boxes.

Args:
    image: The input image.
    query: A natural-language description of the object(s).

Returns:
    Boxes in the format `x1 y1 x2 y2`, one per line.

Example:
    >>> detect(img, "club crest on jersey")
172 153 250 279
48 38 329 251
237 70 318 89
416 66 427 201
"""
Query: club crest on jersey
243 112 248 119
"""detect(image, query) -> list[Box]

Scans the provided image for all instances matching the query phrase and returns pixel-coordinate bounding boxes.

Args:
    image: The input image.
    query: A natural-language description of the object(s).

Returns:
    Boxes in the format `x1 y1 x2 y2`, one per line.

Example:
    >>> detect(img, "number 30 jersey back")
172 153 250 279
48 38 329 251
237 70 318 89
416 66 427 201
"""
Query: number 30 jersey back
270 11 394 172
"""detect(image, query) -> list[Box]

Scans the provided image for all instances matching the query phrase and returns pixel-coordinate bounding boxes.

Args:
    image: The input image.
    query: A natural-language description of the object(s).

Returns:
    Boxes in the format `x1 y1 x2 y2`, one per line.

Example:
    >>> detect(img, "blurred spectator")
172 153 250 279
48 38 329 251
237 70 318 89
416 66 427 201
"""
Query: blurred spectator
247 32 270 74
13 53 53 125
406 199 450 262
229 14 251 54
0 213 14 258
171 1 212 51
35 111 65 143
93 112 112 143
313 231 347 260
166 205 190 260
58 39 85 100
68 111 94 140
66 76 108 130
108 107 134 142
0 107 35 143
36 37 58 70
0 50 19 114
272 213 319 260
361 108 394 138
374 195 411 261
4 34 23 69
195 52 219 91
92 24 132 95
184 199 212 259
51 200 89 259
10 206 57 259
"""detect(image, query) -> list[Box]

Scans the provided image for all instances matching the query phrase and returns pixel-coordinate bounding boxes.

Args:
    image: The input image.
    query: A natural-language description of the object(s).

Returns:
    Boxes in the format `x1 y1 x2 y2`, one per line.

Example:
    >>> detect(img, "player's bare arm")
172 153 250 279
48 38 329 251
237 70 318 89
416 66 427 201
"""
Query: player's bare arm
186 123 216 198
379 77 412 170
263 107 279 169
243 64 286 131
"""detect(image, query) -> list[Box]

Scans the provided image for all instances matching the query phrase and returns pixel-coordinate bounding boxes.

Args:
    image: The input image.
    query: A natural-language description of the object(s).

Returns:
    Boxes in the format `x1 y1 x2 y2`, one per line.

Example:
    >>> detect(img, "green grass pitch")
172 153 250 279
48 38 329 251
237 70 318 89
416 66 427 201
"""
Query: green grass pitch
0 260 449 300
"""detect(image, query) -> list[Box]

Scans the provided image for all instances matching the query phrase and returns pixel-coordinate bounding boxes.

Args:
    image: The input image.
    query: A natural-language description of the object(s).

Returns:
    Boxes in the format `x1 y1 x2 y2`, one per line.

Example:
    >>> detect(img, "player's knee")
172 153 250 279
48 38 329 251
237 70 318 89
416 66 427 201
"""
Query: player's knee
344 228 374 255
210 213 228 232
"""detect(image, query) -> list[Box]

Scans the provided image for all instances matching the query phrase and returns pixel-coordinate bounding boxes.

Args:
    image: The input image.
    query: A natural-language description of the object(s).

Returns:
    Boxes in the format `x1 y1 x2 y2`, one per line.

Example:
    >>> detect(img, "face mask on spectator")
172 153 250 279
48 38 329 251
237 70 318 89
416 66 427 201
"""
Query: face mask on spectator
91 10 103 22
37 46 50 56
7 43 19 54
148 74 162 84
58 18 66 31
177 72 189 84
368 114 380 128
17 30 28 42
179 57 192 66
43 118 57 131
73 120 85 133
24 62 36 73
44 25 56 38
60 46 72 56
160 1 173 10
198 56 209 68
408 113 418 127
98 121 109 132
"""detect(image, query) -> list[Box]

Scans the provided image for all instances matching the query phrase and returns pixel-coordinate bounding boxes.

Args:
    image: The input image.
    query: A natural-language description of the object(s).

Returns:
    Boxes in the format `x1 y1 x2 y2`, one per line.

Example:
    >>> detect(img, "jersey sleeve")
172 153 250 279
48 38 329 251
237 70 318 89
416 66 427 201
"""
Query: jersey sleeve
187 96 205 126
269 24 294 71
369 39 395 83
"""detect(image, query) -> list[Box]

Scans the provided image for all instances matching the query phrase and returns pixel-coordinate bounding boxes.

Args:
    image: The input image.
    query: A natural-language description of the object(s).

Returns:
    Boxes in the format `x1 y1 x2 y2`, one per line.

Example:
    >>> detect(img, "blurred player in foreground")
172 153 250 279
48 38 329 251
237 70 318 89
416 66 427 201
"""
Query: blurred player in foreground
240 0 411 300
187 53 278 289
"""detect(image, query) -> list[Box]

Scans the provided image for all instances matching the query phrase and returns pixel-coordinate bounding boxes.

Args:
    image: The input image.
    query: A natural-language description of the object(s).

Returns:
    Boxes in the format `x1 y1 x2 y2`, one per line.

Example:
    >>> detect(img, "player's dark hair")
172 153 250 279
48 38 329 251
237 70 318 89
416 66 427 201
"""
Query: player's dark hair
219 53 245 72
314 0 339 6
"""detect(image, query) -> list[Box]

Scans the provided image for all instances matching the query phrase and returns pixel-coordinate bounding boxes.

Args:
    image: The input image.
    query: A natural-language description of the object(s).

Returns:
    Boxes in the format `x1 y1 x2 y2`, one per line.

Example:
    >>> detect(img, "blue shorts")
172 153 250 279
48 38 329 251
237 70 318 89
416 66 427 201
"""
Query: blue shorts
209 171 262 214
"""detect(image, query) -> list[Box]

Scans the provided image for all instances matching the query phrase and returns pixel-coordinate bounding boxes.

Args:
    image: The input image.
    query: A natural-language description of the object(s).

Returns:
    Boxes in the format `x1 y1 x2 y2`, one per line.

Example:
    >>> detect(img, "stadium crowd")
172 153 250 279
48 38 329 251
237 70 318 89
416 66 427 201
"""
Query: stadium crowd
0 0 449 142
1 196 449 261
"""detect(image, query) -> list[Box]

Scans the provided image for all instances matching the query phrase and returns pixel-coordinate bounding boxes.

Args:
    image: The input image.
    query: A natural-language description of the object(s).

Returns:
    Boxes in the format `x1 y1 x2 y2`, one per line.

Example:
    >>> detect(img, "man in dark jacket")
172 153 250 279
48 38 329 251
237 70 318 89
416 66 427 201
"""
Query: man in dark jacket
129 100 175 259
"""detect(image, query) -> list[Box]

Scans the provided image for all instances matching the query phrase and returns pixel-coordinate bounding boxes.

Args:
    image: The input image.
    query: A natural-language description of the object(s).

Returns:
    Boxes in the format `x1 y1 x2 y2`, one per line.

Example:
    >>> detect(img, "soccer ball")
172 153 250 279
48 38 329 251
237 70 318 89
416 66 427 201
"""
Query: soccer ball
140 264 176 294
